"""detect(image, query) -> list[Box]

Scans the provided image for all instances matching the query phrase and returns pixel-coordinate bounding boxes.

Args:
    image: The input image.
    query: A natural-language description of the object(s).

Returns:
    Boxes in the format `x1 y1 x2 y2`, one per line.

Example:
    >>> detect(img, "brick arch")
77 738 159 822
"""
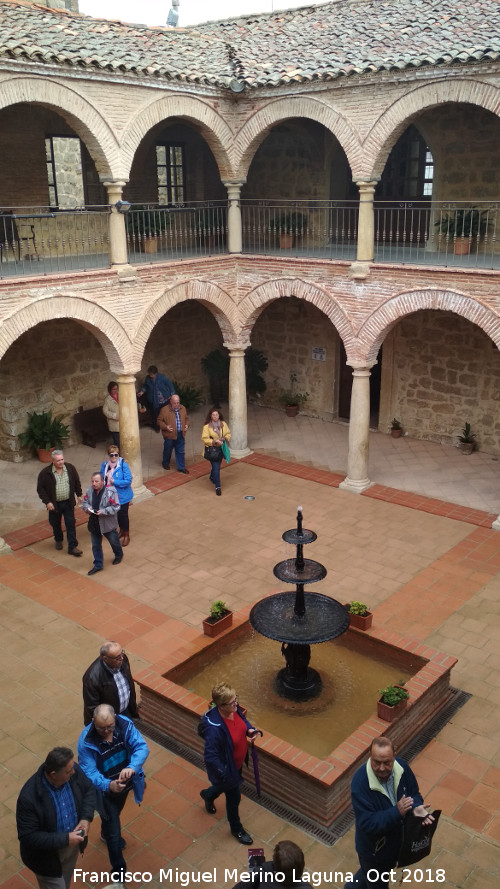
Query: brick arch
231 96 362 179
238 278 356 350
120 96 234 179
0 296 134 369
0 76 121 179
133 279 239 364
357 288 500 364
361 79 500 180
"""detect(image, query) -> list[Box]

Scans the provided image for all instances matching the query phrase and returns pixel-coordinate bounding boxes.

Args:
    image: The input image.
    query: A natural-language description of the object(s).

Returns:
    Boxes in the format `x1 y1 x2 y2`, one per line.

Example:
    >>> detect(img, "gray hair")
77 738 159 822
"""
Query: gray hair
100 641 119 657
51 449 63 458
93 703 115 720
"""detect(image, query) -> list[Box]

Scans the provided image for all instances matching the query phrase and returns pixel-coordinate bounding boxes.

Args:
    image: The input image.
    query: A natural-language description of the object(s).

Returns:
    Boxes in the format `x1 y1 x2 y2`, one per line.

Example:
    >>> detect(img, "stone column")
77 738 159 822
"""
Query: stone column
356 181 377 262
223 180 245 254
103 180 135 275
225 342 252 458
339 367 372 493
116 373 153 502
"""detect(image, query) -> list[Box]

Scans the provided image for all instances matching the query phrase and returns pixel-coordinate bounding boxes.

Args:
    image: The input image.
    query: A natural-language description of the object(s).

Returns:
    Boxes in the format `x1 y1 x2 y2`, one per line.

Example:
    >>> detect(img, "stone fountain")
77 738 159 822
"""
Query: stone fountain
249 507 350 699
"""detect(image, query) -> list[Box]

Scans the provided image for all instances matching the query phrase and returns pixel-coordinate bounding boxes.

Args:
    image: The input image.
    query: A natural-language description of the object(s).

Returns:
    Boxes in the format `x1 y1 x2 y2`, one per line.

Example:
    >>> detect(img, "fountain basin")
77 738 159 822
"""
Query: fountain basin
136 610 457 827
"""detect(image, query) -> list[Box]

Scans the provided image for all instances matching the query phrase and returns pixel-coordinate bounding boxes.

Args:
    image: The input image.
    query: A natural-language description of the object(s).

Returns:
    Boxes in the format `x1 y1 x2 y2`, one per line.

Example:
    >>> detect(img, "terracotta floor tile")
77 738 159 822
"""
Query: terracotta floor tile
454 800 492 831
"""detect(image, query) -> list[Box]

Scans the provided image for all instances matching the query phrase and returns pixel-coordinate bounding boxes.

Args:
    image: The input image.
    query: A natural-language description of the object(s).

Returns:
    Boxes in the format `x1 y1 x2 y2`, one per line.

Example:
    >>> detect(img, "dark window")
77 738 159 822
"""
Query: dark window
377 126 433 200
156 143 186 205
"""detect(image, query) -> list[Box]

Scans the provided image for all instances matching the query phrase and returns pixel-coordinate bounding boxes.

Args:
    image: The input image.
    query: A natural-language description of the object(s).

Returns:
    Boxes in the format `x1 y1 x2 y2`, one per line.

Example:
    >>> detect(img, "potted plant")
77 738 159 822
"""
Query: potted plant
245 348 268 398
458 422 476 455
435 207 490 255
172 380 204 411
127 205 170 254
377 684 410 722
270 212 307 248
346 600 373 630
19 410 70 462
201 348 229 406
202 600 233 637
390 418 403 439
279 372 309 417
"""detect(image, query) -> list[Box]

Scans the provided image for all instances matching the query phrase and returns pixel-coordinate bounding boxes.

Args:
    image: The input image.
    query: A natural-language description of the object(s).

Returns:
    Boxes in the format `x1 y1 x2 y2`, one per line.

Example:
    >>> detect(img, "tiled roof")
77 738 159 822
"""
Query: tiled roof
0 0 499 89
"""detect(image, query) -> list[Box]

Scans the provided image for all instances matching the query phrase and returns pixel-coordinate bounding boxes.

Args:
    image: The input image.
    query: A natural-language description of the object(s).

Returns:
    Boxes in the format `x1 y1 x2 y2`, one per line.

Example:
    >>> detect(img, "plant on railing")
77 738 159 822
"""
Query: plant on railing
434 208 490 239
379 684 409 707
270 211 307 235
127 206 171 239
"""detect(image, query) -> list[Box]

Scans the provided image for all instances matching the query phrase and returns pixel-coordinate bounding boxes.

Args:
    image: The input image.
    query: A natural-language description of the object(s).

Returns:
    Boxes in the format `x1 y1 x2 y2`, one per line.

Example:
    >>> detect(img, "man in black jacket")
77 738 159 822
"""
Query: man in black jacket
16 747 95 889
82 641 139 725
36 450 83 556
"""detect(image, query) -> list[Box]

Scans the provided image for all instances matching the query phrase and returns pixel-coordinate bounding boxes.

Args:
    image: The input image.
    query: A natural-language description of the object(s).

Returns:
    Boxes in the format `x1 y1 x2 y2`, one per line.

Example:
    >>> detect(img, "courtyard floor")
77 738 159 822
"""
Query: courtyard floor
0 408 500 889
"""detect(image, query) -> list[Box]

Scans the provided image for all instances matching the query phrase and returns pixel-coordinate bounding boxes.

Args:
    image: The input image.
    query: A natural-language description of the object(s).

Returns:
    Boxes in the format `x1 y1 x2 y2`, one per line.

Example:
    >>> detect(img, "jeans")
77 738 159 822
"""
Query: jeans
111 431 120 448
162 432 186 470
90 528 123 569
101 788 129 878
48 500 78 551
208 455 223 487
203 782 242 832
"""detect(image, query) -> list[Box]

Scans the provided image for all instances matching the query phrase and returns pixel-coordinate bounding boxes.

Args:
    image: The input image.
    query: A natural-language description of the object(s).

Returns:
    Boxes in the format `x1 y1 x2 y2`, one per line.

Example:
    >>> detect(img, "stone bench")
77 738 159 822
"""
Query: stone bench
73 406 109 448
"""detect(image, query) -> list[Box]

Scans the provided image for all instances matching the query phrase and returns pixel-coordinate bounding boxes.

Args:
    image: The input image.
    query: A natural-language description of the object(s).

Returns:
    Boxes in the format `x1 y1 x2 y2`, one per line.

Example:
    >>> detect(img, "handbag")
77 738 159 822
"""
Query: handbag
204 445 220 461
221 440 230 464
397 810 441 867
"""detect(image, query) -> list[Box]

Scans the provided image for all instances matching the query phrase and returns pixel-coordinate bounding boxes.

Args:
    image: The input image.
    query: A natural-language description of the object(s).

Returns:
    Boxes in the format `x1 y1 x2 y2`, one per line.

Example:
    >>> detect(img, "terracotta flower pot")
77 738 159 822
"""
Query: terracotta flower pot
37 448 53 463
349 610 373 631
391 428 402 439
377 688 408 722
202 610 233 637
284 405 300 418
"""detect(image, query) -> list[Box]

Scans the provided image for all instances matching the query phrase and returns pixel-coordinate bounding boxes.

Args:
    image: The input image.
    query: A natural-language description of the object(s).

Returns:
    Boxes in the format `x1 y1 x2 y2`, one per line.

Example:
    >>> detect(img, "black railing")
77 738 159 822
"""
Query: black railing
1 200 498 279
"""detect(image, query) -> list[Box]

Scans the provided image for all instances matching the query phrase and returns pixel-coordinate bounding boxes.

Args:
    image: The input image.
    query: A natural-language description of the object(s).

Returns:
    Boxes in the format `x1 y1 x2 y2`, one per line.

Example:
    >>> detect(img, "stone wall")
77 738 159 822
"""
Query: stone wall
0 319 110 461
380 310 500 452
250 296 340 420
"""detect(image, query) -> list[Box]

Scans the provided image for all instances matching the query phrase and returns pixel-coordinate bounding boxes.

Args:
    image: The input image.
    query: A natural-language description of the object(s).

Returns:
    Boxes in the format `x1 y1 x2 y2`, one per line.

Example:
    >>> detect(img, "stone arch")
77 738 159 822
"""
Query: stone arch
238 278 356 351
357 288 500 364
0 76 121 179
361 79 500 180
0 296 134 369
231 96 362 180
120 96 234 179
133 279 239 365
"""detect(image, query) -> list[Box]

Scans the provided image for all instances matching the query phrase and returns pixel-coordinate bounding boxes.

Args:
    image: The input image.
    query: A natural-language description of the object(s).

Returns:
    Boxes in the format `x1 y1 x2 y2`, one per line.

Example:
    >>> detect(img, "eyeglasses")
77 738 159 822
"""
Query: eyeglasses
226 696 238 706
105 650 124 661
95 722 115 734
109 452 119 457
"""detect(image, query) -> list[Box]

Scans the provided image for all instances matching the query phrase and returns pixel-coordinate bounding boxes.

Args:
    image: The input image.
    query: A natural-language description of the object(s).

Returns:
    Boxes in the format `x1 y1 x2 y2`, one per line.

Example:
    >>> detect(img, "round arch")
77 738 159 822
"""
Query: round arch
231 96 362 180
133 279 239 365
361 78 500 180
357 288 500 364
0 296 134 369
237 277 356 351
0 76 121 180
120 96 234 180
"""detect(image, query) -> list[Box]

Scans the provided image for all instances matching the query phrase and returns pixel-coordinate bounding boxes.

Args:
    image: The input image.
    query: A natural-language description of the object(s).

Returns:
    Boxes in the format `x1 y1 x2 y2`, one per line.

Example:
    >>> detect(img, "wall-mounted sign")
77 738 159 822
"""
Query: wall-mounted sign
312 347 326 361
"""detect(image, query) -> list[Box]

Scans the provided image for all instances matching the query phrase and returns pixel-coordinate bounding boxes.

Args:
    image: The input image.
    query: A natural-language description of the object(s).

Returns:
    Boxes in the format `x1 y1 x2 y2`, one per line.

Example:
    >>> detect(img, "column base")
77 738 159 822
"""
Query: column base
339 476 372 494
132 484 154 503
229 447 253 459
0 537 12 554
114 264 138 280
349 261 371 280
492 517 500 531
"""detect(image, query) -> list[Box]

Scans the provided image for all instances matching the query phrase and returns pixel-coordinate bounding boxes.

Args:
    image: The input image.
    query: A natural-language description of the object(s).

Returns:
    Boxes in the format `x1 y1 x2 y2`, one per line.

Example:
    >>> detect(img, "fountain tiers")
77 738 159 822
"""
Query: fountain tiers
136 612 457 827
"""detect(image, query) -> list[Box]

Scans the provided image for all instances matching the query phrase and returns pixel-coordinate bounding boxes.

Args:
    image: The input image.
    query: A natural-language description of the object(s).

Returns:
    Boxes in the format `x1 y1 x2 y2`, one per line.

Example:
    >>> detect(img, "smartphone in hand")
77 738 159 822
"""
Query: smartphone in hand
248 849 265 870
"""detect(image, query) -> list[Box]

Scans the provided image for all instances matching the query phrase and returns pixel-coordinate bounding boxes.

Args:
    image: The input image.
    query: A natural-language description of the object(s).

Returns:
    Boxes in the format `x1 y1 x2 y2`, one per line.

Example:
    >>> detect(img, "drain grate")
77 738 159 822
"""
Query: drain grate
139 686 470 846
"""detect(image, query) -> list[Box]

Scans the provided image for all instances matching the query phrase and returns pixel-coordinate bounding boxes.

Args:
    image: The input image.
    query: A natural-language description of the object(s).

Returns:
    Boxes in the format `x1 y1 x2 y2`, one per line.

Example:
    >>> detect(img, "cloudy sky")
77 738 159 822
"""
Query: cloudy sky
79 0 319 28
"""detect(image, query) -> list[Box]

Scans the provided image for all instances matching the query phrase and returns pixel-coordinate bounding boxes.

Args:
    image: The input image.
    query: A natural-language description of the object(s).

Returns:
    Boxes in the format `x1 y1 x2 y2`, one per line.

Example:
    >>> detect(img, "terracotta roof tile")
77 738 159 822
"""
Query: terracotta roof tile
0 0 499 89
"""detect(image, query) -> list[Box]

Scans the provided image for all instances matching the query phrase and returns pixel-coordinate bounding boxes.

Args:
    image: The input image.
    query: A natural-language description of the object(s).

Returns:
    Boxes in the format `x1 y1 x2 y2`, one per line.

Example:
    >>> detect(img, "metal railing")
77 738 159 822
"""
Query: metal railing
1 200 499 280
241 199 358 260
0 207 110 279
126 202 227 262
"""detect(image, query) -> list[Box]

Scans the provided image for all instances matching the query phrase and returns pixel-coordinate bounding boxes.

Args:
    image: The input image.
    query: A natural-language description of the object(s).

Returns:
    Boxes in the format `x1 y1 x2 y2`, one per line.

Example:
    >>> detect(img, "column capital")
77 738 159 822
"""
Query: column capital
222 179 246 190
223 340 251 354
109 369 142 379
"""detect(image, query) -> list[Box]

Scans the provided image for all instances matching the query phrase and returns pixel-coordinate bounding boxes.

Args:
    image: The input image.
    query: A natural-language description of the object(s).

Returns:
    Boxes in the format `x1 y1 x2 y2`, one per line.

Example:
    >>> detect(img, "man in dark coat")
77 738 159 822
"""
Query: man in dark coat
344 736 434 889
82 640 139 725
36 449 83 556
16 747 95 889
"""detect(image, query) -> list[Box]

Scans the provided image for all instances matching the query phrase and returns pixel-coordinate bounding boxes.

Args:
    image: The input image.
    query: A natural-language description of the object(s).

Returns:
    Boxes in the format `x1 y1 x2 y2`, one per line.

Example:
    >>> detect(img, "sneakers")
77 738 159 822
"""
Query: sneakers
231 829 253 845
200 790 216 814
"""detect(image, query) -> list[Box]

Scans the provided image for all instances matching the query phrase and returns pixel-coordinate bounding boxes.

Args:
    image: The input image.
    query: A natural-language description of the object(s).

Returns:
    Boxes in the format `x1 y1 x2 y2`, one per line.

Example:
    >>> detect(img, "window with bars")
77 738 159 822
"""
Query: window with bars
156 143 186 205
